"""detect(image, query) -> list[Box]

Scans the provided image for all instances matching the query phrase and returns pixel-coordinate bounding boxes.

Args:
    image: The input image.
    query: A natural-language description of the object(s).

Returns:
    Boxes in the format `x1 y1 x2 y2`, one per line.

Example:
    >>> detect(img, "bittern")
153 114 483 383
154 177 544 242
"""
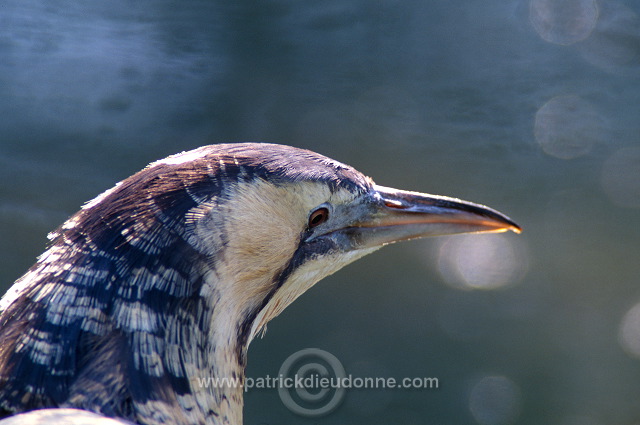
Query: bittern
0 143 520 425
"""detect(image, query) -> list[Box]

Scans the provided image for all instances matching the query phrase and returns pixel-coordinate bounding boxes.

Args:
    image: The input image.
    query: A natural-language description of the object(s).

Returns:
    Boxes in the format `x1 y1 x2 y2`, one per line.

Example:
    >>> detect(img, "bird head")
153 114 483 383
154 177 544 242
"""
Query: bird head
132 143 520 347
205 152 521 344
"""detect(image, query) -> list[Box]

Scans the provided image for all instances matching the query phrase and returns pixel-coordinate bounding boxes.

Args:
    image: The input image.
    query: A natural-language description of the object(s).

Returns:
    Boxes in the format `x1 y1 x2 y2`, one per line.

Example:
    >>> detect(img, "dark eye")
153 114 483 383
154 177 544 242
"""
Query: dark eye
308 207 329 228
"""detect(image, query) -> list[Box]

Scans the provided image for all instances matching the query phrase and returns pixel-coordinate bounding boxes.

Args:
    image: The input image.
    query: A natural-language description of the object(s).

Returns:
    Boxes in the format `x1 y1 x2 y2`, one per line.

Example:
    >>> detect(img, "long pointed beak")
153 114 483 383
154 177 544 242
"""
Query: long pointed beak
348 185 521 249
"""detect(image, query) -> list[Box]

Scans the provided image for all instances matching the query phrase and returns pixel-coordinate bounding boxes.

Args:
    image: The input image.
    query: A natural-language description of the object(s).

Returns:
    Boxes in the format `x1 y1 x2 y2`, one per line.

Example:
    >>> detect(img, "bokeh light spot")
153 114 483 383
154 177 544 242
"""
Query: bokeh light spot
437 234 527 290
469 375 522 425
601 147 640 209
530 0 599 45
618 302 640 358
578 0 640 73
534 95 605 160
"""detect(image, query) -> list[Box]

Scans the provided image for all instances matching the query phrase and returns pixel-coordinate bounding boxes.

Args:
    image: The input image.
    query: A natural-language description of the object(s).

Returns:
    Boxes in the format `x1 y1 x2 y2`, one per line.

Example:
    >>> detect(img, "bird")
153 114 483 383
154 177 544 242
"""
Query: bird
0 143 520 425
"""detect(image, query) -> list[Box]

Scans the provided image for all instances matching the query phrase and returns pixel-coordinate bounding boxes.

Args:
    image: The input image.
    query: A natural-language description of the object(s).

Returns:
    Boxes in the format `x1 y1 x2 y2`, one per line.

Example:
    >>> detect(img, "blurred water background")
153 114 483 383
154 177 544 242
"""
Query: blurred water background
1 1 640 424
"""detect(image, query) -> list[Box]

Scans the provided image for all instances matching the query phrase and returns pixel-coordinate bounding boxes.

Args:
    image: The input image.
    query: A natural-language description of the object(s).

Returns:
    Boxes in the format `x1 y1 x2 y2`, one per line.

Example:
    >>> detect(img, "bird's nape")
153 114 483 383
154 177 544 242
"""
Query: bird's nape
0 143 520 425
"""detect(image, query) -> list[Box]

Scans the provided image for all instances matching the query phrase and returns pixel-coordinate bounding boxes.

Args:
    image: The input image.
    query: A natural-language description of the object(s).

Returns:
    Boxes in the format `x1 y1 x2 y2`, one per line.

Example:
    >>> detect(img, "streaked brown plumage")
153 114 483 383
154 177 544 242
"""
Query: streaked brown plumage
0 143 520 424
